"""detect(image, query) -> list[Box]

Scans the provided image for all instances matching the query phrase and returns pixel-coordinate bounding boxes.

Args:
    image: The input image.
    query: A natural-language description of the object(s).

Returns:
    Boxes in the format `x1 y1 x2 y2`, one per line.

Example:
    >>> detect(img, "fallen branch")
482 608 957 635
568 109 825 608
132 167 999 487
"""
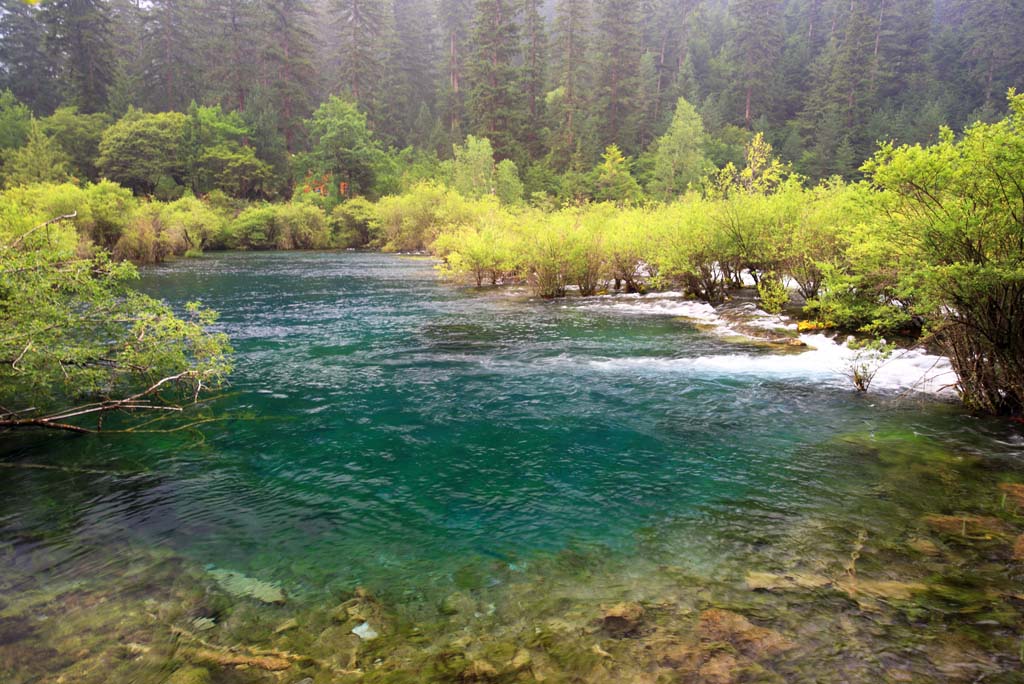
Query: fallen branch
0 371 205 434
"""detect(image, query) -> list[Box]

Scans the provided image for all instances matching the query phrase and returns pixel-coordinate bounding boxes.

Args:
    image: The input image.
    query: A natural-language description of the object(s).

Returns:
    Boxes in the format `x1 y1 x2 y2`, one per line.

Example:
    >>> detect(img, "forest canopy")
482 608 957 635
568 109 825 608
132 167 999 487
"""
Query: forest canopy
1 0 1021 199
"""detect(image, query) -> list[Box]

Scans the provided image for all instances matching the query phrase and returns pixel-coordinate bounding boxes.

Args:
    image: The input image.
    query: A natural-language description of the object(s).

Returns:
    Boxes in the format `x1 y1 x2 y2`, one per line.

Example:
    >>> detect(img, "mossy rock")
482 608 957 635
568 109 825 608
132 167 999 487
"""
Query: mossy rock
166 667 211 684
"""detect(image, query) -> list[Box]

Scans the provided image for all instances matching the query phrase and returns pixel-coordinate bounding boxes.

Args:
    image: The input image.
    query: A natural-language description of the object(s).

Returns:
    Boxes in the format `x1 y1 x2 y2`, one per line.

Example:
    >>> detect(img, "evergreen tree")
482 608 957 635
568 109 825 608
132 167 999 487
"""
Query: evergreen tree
331 0 389 107
466 0 523 161
380 0 440 147
0 0 61 114
520 0 547 159
648 96 708 200
437 0 472 141
549 0 590 171
592 0 643 156
200 0 258 112
41 0 116 113
726 0 784 129
261 0 318 152
140 0 199 112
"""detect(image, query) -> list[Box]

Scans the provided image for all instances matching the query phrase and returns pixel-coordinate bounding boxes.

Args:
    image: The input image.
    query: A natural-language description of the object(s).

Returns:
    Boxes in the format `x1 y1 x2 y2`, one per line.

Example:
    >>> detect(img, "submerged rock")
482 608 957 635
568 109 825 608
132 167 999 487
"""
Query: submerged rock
166 667 211 684
922 514 1010 539
745 571 832 592
836 578 927 602
439 591 476 616
601 602 644 636
998 483 1024 510
352 621 379 640
697 609 793 659
1014 534 1024 561
207 568 286 604
907 538 941 556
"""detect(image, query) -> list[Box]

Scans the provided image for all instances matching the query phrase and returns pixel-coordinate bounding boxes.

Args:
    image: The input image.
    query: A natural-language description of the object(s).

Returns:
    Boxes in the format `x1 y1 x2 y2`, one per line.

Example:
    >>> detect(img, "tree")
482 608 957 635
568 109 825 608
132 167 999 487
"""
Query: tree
548 0 590 170
97 108 188 194
40 106 110 180
437 0 472 139
466 0 523 161
302 96 386 199
139 0 199 112
0 0 61 114
592 144 642 204
725 0 783 129
0 88 32 155
648 96 708 200
260 0 318 152
331 0 389 107
592 0 643 155
861 91 1024 415
1 119 71 188
41 0 116 113
452 134 496 198
520 0 547 159
0 194 231 433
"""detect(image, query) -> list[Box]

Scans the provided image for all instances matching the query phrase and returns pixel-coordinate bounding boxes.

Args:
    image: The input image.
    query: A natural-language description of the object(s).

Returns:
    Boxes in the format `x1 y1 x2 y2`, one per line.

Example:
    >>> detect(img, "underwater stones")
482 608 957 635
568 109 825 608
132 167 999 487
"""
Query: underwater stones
998 483 1024 510
922 514 1011 539
207 568 286 605
907 538 941 556
745 571 832 592
697 652 741 684
1013 534 1024 561
275 617 300 634
601 602 644 636
190 648 292 671
697 609 793 659
461 658 499 680
166 666 212 684
440 591 476 616
836 578 927 603
352 621 379 640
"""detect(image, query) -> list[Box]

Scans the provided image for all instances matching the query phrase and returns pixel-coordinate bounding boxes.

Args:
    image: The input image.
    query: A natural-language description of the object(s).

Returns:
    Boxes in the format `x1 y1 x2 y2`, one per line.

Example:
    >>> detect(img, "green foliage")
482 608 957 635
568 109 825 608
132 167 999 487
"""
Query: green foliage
1 119 71 188
40 106 110 180
301 96 386 201
226 202 330 251
858 90 1024 414
648 98 709 201
330 198 380 249
0 89 32 154
591 144 641 204
756 273 789 314
97 109 188 195
0 190 231 429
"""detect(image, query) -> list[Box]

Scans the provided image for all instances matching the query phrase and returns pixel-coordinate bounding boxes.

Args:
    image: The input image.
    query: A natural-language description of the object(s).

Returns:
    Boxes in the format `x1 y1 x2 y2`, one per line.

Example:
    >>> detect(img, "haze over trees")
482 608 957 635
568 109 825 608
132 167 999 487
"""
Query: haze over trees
0 0 1021 195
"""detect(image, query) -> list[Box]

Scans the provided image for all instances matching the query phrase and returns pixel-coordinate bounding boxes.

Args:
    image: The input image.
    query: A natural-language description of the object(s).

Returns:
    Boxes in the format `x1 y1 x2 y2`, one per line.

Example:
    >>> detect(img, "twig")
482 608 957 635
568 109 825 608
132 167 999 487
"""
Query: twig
5 212 77 250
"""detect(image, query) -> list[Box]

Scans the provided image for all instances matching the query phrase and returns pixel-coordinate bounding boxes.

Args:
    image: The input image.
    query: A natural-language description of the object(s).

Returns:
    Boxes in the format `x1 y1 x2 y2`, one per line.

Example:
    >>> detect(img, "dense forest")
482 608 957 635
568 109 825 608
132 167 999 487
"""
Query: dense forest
1 0 1022 198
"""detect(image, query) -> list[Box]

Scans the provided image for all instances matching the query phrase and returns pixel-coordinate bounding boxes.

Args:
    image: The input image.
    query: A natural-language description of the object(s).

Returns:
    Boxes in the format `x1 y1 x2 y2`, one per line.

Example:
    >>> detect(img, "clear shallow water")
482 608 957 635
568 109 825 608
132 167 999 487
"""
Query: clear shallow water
3 252 1024 682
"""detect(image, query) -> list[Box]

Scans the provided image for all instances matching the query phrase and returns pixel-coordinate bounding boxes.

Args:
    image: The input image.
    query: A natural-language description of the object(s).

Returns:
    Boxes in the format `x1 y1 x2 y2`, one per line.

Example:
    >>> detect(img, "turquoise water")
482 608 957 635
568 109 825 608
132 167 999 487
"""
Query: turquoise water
3 252 1024 682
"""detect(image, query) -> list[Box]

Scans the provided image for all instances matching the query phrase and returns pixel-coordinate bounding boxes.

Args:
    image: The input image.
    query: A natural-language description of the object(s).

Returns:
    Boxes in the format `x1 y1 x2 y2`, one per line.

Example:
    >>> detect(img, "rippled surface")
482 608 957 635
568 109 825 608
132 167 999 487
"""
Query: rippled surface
2 253 1020 597
3 252 1024 682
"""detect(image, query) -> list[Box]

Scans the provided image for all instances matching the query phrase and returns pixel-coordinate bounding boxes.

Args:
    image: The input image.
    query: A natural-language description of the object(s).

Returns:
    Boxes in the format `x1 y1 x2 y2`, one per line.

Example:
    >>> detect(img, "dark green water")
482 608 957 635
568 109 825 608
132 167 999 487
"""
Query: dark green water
3 252 1024 682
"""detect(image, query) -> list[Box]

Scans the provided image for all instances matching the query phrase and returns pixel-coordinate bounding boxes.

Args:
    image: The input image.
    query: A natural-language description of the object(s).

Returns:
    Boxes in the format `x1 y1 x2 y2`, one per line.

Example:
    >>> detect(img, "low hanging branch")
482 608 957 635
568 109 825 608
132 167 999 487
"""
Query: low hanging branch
0 371 203 434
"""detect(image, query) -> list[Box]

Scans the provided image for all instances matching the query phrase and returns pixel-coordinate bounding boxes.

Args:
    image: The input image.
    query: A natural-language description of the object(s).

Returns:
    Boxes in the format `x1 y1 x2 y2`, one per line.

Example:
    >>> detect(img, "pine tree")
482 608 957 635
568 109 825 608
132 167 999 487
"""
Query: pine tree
466 0 523 161
261 0 318 152
380 0 440 147
592 0 643 156
549 0 590 170
0 1 61 114
140 0 200 112
648 96 708 200
41 0 116 113
437 0 472 141
520 0 547 160
726 0 784 129
201 0 259 112
331 0 389 107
